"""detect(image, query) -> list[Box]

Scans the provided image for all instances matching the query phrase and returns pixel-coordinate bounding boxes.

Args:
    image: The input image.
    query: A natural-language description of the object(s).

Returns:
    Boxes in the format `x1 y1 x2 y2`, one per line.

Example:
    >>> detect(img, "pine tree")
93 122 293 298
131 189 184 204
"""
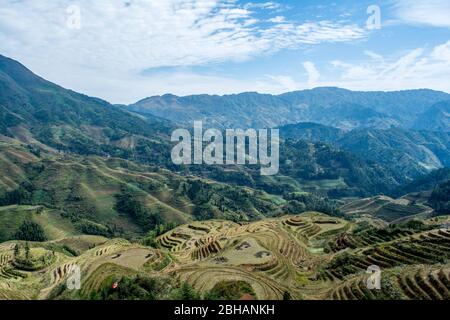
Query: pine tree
25 242 30 261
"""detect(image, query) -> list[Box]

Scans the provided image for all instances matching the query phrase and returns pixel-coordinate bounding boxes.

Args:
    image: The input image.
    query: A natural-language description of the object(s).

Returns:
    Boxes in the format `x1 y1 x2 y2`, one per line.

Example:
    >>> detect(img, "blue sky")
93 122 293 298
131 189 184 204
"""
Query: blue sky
0 0 449 103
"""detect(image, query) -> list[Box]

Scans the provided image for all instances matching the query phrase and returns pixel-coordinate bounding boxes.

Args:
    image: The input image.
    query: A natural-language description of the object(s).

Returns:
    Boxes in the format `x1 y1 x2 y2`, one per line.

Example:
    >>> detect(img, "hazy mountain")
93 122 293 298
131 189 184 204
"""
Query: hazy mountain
338 128 450 178
413 100 450 132
281 123 450 180
127 87 450 130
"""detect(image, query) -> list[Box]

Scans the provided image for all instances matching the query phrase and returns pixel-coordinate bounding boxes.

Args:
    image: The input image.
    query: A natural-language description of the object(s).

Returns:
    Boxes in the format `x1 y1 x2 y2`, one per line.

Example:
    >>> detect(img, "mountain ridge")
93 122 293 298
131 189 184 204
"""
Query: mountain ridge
280 122 450 180
127 87 450 131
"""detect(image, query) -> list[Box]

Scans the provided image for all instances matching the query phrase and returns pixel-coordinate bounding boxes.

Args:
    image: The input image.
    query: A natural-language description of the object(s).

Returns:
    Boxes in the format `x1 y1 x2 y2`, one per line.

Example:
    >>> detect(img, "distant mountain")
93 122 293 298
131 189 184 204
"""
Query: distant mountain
338 128 450 178
277 139 403 197
280 123 450 179
0 54 172 164
127 87 450 131
413 100 450 132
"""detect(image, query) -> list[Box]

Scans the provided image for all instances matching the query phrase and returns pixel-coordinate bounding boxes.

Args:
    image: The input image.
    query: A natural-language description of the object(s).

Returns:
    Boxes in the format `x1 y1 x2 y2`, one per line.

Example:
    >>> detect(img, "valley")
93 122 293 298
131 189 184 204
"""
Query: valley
0 54 449 300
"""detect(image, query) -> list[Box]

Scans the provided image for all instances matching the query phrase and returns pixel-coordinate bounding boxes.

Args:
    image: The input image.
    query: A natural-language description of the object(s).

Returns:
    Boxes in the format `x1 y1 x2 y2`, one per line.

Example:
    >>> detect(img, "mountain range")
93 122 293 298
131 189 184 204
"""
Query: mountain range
280 123 450 179
1 54 449 198
127 88 450 131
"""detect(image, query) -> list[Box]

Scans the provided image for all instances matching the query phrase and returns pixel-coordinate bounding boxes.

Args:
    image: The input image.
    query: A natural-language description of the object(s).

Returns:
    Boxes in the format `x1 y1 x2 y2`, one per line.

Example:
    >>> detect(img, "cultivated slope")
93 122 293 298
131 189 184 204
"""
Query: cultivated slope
0 213 449 300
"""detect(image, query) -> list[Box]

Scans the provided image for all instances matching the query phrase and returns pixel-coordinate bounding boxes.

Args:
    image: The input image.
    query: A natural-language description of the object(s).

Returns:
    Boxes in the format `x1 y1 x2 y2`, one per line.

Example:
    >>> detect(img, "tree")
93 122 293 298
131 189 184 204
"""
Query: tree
430 180 450 215
24 242 30 261
172 282 200 300
193 203 215 221
14 221 47 242
142 223 177 248
115 187 163 232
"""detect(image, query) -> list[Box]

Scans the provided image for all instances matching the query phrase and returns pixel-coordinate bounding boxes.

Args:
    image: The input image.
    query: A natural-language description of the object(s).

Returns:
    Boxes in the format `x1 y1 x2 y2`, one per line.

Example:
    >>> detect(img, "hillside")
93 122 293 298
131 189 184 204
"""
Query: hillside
180 138 404 198
278 139 403 197
127 88 450 130
413 100 450 132
0 205 77 242
337 128 450 178
392 168 450 197
0 54 172 165
280 123 450 180
279 122 345 142
0 140 291 240
429 180 450 215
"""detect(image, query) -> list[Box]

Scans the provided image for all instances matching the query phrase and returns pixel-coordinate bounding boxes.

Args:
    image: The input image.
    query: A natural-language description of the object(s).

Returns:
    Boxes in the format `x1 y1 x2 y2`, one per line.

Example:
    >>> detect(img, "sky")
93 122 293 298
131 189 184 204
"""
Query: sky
0 0 450 104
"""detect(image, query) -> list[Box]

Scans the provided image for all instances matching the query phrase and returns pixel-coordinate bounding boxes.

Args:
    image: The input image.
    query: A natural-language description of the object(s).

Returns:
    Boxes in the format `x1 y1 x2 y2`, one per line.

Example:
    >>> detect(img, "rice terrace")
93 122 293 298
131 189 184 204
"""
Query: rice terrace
0 208 449 300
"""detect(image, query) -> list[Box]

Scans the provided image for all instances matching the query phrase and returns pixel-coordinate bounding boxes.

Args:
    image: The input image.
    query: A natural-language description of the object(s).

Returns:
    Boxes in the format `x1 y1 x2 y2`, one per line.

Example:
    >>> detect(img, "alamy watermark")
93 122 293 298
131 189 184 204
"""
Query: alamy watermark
171 121 279 176
66 264 81 290
66 5 82 30
366 265 382 290
367 5 381 30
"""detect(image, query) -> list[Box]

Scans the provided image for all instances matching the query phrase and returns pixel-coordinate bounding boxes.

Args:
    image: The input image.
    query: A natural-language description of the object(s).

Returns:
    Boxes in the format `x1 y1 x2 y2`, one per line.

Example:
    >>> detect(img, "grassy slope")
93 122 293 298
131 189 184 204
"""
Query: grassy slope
0 205 77 241
0 142 38 190
0 139 285 239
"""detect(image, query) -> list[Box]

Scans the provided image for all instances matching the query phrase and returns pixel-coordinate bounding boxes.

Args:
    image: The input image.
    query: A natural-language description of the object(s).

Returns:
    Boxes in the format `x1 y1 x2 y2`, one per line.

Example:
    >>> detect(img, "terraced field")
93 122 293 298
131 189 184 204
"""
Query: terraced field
323 228 450 281
0 212 449 300
157 212 349 299
330 265 450 300
0 236 164 300
341 195 433 222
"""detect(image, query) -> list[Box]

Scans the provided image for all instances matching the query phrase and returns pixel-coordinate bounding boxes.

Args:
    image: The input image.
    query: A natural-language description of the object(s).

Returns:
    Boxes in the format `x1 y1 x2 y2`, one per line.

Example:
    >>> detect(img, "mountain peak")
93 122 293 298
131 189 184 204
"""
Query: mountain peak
0 54 45 87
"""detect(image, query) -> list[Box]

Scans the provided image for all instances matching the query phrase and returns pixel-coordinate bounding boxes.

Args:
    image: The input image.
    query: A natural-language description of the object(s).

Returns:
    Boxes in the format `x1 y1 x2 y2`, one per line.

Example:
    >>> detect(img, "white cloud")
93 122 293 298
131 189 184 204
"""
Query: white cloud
302 61 320 88
364 50 384 62
331 61 377 80
432 40 450 63
329 41 450 92
392 0 450 28
0 0 365 71
378 48 424 80
59 68 305 103
267 75 301 92
244 2 282 10
0 0 365 102
268 16 285 23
